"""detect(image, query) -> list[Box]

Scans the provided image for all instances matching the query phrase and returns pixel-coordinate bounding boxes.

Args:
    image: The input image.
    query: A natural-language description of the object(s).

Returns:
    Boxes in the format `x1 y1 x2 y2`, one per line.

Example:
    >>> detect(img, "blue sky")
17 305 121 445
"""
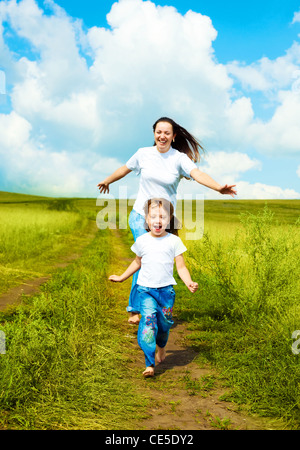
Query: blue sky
0 0 300 199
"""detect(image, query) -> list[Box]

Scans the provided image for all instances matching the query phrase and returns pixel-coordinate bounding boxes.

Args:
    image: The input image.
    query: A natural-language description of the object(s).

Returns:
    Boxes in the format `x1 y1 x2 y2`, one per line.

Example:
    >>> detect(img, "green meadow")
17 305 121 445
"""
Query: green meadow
0 191 299 429
0 192 95 294
177 199 300 426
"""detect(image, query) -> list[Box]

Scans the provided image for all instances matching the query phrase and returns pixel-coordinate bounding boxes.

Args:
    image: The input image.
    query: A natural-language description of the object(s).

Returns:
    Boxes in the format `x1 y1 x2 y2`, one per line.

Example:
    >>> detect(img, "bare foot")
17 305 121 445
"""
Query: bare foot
128 313 140 325
155 346 166 364
143 366 155 377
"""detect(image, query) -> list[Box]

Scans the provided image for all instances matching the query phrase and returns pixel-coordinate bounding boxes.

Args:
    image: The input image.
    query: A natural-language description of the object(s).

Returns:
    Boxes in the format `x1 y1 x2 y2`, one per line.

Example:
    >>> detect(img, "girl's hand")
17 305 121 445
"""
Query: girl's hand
109 275 123 282
218 184 237 197
188 281 198 293
97 181 110 194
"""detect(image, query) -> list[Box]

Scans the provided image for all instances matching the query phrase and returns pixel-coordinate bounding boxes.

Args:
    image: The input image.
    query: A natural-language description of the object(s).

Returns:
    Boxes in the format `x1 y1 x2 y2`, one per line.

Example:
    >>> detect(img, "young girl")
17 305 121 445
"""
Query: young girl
109 198 198 377
99 117 236 324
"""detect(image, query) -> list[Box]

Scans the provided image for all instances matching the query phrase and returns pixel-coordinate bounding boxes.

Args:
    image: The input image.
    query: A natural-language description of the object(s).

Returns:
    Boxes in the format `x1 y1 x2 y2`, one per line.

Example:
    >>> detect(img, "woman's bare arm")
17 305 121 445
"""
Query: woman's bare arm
97 165 132 194
190 168 237 197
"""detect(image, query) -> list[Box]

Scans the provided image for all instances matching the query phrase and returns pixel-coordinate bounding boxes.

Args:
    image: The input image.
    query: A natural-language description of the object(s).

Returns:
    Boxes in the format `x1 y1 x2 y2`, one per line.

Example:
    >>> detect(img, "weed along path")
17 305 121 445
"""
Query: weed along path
110 229 283 431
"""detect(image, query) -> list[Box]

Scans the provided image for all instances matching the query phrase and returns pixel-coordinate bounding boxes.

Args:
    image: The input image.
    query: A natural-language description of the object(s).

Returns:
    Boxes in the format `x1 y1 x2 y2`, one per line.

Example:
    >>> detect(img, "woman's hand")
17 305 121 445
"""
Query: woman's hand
97 181 110 194
218 184 237 197
97 166 132 194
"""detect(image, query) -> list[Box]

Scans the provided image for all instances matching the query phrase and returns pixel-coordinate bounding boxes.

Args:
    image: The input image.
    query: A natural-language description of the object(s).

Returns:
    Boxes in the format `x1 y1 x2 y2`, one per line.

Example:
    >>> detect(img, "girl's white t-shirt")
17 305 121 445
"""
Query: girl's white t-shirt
131 232 187 288
126 146 197 216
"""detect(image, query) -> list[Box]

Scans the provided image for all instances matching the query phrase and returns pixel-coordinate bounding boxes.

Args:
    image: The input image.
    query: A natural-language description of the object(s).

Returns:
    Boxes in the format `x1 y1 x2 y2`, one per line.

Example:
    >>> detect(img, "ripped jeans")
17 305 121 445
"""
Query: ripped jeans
137 285 175 368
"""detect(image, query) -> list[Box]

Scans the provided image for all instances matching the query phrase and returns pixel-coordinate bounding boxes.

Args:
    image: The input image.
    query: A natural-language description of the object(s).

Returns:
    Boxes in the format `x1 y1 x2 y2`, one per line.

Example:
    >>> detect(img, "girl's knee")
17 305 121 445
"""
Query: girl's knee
162 306 173 321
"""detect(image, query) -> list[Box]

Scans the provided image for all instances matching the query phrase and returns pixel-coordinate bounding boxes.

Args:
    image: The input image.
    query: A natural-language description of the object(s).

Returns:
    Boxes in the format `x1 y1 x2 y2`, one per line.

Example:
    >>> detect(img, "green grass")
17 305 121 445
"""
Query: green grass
0 228 148 429
0 193 95 295
0 206 86 264
0 191 52 203
176 204 300 428
0 192 148 429
1 191 300 429
203 199 300 225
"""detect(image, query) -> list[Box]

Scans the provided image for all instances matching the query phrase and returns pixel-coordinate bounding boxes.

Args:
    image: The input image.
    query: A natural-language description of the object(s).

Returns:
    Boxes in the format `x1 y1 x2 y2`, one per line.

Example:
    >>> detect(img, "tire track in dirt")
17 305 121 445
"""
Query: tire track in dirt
112 229 284 431
0 221 98 311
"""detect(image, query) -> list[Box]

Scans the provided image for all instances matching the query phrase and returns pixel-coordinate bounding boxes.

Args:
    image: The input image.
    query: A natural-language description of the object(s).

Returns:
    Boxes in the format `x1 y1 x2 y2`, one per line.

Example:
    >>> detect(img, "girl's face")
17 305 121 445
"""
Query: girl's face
146 205 170 237
154 122 176 153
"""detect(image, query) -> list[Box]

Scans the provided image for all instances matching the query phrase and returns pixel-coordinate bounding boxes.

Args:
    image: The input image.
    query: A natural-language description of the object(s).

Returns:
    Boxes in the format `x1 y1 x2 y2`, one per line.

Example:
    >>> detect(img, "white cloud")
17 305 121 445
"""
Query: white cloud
226 42 300 155
292 10 300 24
0 69 5 94
0 111 31 149
233 182 300 200
200 151 261 182
248 90 300 154
0 110 122 197
227 44 300 92
0 0 299 198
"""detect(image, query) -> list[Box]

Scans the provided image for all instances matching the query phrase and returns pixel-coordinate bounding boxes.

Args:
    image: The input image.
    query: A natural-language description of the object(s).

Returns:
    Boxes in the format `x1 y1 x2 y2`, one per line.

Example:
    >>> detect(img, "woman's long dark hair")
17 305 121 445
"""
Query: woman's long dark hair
153 117 204 163
143 198 182 236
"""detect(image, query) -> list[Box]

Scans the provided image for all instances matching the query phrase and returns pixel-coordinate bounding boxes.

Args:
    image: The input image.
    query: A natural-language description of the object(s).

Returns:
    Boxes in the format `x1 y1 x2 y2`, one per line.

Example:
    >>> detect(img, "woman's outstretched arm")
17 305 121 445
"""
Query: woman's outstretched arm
190 168 237 198
97 165 132 194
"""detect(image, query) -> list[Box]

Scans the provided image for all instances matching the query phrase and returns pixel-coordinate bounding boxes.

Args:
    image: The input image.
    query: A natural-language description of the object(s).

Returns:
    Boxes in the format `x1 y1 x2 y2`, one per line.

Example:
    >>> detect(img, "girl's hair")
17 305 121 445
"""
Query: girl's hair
143 198 181 236
153 117 204 163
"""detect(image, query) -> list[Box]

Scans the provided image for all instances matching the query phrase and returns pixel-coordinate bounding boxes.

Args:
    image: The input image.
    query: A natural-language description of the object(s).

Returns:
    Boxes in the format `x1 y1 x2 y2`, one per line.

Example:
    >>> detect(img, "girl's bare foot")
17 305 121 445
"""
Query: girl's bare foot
143 366 155 377
128 313 140 325
156 346 166 364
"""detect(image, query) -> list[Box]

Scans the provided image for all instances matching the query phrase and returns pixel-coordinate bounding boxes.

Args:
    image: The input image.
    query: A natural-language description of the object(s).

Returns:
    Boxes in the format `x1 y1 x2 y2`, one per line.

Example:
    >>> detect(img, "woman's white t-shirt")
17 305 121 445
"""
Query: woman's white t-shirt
131 232 187 288
126 146 197 217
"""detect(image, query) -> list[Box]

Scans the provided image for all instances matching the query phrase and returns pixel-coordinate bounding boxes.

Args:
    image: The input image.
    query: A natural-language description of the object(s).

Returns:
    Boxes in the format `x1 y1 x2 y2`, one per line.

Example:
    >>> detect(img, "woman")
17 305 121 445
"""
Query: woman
98 117 236 323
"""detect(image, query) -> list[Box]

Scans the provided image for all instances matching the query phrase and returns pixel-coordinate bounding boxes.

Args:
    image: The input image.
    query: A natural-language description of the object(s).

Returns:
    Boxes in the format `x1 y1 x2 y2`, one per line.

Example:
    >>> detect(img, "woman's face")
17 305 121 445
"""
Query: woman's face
154 121 176 153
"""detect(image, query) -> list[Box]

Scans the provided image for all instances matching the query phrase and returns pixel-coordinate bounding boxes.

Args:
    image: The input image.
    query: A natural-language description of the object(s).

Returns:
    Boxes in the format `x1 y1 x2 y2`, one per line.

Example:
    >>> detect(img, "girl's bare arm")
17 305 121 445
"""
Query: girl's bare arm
175 254 198 293
109 256 142 282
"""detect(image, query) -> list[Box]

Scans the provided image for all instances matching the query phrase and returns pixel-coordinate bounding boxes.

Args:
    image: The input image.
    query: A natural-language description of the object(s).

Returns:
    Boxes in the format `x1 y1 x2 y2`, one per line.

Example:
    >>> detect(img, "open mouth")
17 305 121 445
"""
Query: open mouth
153 224 162 232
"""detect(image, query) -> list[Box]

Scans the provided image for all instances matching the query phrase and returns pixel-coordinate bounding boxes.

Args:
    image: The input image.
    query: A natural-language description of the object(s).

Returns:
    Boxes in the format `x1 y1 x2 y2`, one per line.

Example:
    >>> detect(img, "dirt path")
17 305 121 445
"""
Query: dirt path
111 229 284 431
125 318 283 430
0 221 98 311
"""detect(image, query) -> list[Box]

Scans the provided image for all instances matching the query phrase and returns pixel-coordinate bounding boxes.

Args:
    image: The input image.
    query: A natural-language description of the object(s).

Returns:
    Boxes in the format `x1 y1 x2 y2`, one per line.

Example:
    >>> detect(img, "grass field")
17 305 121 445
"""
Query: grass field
176 200 300 426
0 192 96 295
0 191 299 429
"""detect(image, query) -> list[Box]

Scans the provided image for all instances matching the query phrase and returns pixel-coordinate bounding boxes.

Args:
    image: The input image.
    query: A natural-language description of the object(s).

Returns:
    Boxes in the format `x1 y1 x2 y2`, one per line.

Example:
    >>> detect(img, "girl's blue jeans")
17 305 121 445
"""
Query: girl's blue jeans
137 285 175 368
127 209 147 313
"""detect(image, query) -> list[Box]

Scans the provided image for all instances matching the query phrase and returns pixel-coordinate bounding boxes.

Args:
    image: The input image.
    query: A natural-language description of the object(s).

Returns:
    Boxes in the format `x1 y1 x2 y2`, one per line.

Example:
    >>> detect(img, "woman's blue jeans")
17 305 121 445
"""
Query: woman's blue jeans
127 209 147 313
137 285 175 368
